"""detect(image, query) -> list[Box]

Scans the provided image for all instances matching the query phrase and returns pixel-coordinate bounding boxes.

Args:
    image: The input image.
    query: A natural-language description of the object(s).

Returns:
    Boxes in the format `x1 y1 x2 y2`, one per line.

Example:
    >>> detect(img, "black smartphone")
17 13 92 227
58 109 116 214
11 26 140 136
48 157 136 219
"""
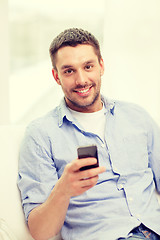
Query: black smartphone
77 145 99 171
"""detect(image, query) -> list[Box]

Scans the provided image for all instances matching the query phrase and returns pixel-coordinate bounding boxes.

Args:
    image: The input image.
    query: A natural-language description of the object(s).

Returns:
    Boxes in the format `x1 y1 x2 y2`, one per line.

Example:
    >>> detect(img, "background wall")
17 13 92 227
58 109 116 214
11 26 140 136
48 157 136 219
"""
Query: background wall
102 0 160 124
0 0 160 125
0 0 10 124
8 0 105 124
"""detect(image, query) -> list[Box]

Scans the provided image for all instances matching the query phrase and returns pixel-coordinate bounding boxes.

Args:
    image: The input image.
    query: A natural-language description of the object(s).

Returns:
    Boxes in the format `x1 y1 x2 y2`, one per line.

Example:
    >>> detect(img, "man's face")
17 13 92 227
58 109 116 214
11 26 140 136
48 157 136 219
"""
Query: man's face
53 44 104 113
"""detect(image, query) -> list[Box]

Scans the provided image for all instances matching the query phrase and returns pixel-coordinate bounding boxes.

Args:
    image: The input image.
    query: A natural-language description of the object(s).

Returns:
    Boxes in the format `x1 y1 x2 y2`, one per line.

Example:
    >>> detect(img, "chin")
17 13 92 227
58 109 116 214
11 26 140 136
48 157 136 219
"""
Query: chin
70 97 99 111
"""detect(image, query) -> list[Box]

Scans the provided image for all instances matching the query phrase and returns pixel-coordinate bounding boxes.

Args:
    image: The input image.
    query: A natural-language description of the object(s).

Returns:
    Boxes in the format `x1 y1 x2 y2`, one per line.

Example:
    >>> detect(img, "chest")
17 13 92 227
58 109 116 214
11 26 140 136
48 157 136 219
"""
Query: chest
50 116 149 177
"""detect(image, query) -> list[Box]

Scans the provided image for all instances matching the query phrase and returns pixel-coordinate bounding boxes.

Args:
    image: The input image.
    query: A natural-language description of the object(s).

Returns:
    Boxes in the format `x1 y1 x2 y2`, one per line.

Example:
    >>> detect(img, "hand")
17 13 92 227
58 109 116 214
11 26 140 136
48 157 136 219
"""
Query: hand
57 158 106 198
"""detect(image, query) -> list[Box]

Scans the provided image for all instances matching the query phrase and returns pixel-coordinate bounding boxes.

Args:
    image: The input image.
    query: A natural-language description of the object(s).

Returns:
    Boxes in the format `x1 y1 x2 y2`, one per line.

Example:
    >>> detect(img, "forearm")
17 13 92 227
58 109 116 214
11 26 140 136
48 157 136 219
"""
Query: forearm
27 158 106 240
28 181 70 240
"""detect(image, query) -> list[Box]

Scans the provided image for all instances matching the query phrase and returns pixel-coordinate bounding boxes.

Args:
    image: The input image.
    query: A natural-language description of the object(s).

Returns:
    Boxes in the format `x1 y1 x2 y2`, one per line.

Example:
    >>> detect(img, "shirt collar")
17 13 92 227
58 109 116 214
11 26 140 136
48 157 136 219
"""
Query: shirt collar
58 95 115 127
101 95 115 115
58 98 74 127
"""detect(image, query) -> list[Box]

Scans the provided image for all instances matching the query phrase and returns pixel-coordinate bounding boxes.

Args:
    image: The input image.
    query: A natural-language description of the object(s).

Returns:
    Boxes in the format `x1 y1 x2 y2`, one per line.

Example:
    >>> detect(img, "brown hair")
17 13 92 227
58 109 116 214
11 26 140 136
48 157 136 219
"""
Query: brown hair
49 28 102 70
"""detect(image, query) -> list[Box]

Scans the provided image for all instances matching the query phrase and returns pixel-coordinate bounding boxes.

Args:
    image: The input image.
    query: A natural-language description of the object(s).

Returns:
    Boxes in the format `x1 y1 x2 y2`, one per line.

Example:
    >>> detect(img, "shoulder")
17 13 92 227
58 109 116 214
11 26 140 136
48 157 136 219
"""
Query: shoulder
24 107 59 142
102 95 145 114
115 99 144 111
102 95 150 122
109 99 153 130
114 100 149 117
113 100 159 131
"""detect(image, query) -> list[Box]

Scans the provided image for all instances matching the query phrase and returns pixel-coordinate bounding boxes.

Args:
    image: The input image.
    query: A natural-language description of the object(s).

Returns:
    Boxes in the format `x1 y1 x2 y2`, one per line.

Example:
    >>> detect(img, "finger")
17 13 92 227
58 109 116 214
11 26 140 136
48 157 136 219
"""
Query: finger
74 185 94 196
78 166 106 180
70 158 98 172
80 175 99 188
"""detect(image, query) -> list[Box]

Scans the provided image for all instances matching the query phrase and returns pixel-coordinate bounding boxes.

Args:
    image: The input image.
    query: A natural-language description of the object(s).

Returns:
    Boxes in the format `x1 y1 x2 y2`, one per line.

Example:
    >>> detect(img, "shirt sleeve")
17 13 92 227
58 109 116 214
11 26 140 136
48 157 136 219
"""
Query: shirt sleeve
17 122 58 222
146 113 160 193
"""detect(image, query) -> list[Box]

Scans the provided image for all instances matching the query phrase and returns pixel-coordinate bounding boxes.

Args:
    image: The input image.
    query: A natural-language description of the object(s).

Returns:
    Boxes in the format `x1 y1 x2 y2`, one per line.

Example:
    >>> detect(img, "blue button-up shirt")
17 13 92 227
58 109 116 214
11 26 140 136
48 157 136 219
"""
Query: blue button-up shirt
18 95 160 240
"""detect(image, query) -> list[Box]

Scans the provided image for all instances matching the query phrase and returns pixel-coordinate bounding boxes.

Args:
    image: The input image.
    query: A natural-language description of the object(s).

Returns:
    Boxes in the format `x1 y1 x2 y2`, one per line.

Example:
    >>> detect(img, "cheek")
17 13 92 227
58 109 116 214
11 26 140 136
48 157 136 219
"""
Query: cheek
91 72 101 84
60 80 74 92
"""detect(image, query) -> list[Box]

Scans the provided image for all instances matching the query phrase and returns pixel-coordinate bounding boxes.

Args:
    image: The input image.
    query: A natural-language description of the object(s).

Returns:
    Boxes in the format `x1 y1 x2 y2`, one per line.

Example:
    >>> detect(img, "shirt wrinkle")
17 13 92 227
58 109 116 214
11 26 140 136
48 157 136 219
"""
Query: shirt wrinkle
18 95 160 240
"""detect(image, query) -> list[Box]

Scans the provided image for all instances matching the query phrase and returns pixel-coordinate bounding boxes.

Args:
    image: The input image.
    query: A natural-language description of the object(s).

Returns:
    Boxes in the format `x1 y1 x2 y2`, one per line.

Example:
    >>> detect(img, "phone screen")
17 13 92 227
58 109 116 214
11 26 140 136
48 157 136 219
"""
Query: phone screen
77 145 99 171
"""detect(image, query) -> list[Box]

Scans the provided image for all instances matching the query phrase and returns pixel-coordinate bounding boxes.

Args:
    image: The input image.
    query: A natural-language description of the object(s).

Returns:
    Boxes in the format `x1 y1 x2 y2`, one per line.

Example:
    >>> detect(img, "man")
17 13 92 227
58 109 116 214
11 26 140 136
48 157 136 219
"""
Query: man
18 28 160 240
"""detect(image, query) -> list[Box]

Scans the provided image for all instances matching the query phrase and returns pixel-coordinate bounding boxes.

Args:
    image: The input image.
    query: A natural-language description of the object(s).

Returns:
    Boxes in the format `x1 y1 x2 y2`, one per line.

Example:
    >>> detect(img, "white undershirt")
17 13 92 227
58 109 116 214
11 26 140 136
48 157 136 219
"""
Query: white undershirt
69 105 106 141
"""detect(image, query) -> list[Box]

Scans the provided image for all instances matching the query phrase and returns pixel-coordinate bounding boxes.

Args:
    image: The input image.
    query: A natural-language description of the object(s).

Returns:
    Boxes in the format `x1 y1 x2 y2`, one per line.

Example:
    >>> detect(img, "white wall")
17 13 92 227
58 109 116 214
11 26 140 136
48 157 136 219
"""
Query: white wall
102 0 160 124
9 0 105 124
0 0 10 124
2 0 160 125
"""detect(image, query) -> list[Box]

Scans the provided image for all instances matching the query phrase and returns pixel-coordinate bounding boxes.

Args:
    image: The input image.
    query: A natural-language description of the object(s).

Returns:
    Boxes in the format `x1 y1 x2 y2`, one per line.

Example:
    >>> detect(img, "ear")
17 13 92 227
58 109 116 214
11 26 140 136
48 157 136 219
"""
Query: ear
52 69 61 85
100 58 104 76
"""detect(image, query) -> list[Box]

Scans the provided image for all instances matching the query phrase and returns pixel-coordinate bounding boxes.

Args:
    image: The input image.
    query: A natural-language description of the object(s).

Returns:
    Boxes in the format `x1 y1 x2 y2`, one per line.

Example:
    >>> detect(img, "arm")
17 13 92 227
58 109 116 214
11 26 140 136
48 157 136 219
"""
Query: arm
147 115 160 193
28 157 106 240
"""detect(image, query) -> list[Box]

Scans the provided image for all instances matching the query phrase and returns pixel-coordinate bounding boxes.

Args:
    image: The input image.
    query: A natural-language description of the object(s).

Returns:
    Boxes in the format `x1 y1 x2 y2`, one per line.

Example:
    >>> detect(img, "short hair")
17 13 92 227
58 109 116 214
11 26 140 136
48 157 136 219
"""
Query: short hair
49 28 102 70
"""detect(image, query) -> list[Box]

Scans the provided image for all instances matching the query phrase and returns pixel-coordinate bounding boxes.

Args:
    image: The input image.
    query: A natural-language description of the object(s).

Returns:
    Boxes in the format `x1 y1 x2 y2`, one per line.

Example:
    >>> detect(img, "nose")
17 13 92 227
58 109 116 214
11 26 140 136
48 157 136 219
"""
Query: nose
75 69 87 86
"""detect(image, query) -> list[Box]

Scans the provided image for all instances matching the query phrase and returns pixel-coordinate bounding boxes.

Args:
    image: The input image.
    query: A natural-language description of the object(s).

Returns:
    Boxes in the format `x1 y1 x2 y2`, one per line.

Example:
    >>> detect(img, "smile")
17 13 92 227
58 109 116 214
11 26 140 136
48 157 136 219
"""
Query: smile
74 86 92 97
76 88 90 93
74 85 92 94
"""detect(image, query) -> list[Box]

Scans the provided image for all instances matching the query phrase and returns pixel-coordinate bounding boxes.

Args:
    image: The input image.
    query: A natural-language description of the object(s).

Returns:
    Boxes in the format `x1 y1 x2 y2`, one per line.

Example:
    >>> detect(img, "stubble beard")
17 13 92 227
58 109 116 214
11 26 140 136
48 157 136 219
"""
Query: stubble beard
66 88 101 111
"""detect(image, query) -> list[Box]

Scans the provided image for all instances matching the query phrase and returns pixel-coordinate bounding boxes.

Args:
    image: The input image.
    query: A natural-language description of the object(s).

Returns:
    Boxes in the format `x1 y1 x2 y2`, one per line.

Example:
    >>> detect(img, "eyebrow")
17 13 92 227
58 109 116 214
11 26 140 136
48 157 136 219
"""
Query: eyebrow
61 65 73 70
60 59 97 70
85 60 96 64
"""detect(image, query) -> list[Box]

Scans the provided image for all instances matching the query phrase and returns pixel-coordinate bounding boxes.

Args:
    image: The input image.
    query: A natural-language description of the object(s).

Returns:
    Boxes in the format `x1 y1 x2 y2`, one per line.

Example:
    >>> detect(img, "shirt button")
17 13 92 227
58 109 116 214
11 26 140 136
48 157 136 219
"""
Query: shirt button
110 104 114 109
128 197 133 202
101 143 105 148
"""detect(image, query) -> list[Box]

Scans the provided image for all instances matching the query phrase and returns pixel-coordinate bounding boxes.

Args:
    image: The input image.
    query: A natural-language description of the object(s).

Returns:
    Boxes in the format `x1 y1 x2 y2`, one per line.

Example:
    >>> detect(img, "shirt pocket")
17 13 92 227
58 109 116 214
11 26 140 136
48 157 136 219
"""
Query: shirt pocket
123 133 149 171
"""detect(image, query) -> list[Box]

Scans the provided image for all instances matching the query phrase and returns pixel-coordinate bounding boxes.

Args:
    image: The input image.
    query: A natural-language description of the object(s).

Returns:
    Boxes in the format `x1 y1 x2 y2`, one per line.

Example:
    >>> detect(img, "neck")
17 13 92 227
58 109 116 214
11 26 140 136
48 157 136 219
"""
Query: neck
65 95 102 113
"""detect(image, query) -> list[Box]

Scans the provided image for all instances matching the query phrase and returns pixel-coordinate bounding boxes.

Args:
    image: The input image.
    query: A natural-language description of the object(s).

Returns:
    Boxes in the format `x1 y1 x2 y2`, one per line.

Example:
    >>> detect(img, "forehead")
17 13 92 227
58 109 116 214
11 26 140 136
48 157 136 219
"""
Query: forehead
55 44 98 68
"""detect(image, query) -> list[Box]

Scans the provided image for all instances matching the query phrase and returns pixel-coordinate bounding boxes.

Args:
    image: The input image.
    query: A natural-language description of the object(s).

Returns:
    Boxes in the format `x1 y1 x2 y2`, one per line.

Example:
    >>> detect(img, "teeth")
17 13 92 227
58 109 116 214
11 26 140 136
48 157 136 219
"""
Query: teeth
77 88 90 93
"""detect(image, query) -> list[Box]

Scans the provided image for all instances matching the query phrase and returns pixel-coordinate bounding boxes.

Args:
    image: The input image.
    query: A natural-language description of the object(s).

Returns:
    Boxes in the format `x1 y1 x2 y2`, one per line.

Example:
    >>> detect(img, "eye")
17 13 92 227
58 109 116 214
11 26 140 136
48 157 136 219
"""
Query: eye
64 69 74 75
85 65 93 70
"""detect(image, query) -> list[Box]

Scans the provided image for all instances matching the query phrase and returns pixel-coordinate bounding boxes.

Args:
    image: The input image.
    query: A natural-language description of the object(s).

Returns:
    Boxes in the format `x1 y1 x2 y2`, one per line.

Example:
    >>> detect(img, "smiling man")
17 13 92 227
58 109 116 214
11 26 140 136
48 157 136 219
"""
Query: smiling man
52 40 104 113
18 28 160 240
